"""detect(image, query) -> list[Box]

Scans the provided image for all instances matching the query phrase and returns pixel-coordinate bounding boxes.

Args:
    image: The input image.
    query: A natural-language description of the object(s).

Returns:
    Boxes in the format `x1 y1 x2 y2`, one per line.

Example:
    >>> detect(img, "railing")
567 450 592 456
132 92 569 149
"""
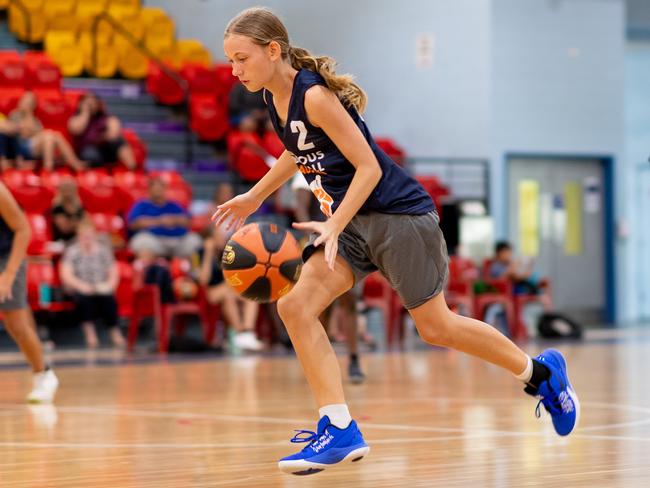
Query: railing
91 12 194 165
407 157 490 206
8 0 31 42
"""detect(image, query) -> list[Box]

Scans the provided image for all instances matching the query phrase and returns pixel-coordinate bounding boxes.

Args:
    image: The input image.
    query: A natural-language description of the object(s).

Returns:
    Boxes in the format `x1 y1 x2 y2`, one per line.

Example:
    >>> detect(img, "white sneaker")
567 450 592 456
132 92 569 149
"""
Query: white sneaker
27 369 59 404
233 331 264 352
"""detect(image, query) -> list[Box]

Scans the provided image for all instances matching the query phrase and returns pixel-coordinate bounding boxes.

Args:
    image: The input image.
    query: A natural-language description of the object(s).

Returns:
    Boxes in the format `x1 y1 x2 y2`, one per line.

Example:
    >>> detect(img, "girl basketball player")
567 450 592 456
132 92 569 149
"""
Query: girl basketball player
0 181 59 403
216 7 579 476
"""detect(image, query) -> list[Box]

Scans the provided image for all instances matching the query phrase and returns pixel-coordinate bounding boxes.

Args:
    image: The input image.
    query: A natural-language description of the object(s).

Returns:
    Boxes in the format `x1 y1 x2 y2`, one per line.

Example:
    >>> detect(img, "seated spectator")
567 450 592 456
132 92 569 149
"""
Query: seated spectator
228 81 271 134
51 177 84 244
490 241 551 308
59 218 125 349
198 224 262 351
127 177 201 259
4 92 84 171
67 93 136 170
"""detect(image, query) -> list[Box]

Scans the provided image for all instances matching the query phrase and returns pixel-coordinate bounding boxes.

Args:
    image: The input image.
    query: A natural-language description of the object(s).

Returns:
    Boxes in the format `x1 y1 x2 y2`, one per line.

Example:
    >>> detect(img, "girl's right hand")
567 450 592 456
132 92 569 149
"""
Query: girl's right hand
211 191 262 231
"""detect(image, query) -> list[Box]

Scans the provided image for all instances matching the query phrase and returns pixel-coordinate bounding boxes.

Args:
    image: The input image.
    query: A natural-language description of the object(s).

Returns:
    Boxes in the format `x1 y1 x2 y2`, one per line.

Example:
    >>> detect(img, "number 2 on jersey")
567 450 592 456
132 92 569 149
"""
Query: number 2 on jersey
290 120 315 151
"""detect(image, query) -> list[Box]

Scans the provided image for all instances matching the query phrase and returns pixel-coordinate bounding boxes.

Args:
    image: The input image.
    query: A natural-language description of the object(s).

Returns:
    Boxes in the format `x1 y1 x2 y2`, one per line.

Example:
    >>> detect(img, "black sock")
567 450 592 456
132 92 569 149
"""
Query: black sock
524 359 550 394
349 353 358 364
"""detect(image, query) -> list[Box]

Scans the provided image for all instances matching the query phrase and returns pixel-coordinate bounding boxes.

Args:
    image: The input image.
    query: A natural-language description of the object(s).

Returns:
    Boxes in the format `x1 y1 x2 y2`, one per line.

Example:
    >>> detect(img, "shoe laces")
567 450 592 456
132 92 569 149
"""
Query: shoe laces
290 429 319 445
536 393 564 417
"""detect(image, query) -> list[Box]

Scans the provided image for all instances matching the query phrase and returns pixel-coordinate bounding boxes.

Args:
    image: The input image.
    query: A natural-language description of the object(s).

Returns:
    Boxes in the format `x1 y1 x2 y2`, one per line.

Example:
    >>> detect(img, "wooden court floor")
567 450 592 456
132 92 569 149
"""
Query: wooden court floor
2 329 650 487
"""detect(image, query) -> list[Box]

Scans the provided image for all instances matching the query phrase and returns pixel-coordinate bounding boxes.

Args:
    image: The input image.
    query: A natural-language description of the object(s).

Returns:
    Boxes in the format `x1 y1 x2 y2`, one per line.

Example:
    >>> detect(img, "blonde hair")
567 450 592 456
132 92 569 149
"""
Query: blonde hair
225 7 367 113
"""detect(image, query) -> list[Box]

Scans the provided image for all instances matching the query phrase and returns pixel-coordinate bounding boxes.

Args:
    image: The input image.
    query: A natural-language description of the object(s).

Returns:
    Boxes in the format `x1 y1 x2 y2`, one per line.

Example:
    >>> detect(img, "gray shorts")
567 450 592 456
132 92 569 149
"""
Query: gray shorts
0 256 28 311
304 211 449 309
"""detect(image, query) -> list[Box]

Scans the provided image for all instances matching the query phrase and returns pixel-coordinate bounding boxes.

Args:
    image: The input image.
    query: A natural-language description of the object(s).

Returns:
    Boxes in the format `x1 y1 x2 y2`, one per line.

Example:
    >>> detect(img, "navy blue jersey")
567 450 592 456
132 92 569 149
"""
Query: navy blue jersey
0 215 14 257
265 69 435 218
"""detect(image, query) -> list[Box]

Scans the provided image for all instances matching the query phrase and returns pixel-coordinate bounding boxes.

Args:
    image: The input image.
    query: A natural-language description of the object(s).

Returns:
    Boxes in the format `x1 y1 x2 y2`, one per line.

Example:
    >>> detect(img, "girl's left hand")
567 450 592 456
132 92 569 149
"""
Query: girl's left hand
292 220 341 271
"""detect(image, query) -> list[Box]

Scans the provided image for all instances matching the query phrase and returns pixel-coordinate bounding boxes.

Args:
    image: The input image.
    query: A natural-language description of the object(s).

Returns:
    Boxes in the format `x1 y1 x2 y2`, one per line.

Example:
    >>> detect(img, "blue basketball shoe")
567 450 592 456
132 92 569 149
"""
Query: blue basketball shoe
278 416 370 475
527 349 580 436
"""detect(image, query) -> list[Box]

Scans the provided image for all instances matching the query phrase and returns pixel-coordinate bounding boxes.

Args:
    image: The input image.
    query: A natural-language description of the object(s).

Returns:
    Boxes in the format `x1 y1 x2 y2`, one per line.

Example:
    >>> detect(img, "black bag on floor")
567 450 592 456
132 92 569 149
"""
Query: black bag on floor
537 312 583 339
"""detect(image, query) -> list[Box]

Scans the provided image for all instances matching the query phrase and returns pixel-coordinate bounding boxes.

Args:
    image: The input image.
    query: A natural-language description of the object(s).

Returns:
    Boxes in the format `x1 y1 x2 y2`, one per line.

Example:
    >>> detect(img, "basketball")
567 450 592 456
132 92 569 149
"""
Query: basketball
221 222 302 302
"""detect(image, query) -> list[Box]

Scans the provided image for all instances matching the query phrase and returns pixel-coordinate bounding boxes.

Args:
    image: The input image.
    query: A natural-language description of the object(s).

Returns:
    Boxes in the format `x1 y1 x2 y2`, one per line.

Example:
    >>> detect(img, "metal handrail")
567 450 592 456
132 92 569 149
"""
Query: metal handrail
90 12 194 165
8 0 31 43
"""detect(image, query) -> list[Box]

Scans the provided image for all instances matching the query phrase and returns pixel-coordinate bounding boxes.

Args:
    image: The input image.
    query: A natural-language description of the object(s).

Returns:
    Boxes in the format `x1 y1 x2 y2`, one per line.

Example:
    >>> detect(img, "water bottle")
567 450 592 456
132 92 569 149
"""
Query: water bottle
38 283 52 308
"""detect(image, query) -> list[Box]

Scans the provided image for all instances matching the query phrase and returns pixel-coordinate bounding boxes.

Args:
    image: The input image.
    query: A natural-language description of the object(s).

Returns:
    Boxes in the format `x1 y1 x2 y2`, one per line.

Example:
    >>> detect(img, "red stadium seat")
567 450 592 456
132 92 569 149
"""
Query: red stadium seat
121 129 147 170
27 258 74 313
0 56 27 87
24 52 61 91
40 169 74 192
77 171 120 214
0 87 25 115
62 89 86 113
375 137 406 166
227 131 271 182
146 62 185 105
189 94 229 141
35 92 71 133
213 63 237 104
4 176 54 214
116 260 135 318
181 63 217 95
26 213 52 255
262 130 284 159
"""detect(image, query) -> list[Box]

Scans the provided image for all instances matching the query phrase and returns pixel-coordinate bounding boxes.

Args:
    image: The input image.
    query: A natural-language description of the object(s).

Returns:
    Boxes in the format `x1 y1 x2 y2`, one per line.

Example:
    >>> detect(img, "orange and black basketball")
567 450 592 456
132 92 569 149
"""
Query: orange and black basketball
221 222 302 303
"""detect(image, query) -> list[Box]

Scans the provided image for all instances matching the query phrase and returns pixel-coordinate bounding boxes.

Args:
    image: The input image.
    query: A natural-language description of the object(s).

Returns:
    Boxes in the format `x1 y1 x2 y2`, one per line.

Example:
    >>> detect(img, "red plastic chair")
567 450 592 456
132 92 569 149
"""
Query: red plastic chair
0 56 27 88
40 168 74 192
181 63 217 95
35 92 71 133
121 129 147 170
77 171 119 214
62 89 86 113
227 131 271 183
213 63 237 104
446 256 477 317
25 53 61 91
26 213 52 256
5 176 54 214
0 87 25 115
146 62 185 106
27 258 74 313
375 137 406 166
126 259 220 353
189 94 229 141
262 130 284 159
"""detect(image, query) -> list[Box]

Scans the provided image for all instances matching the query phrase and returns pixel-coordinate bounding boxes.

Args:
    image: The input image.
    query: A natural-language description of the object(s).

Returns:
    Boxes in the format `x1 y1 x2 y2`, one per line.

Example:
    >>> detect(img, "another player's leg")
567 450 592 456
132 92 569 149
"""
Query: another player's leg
276 251 369 475
409 292 579 436
2 307 58 403
338 289 364 384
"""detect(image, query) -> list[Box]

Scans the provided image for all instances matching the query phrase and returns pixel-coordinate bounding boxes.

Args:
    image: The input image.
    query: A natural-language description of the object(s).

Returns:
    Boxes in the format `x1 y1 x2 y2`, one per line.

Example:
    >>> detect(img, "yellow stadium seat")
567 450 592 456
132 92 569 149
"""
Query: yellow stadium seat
111 0 141 8
116 42 148 79
175 39 212 67
107 3 138 19
77 2 114 43
9 5 46 42
0 0 8 10
113 14 145 42
144 15 175 50
42 0 76 16
139 7 166 28
46 12 79 34
79 32 117 78
45 31 84 77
